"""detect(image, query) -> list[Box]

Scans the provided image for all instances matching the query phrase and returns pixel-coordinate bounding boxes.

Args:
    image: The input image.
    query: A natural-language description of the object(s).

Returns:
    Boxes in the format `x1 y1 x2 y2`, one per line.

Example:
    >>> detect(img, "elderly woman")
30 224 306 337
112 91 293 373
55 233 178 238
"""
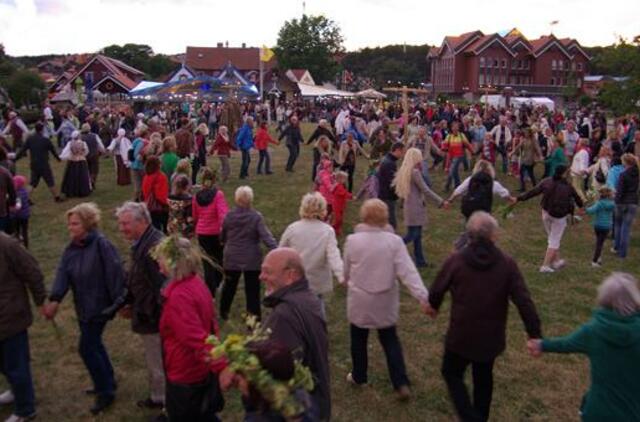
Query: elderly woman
342 199 429 400
279 192 344 315
60 130 92 198
45 203 125 415
392 147 445 268
518 165 584 273
107 128 131 186
220 186 277 320
528 272 640 421
155 236 225 421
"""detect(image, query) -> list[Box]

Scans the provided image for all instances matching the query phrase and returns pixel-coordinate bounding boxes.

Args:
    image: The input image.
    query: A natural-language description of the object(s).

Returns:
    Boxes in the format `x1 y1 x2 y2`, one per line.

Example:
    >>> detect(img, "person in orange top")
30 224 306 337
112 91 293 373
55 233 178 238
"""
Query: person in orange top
142 156 170 233
443 121 474 191
332 171 352 236
254 121 279 175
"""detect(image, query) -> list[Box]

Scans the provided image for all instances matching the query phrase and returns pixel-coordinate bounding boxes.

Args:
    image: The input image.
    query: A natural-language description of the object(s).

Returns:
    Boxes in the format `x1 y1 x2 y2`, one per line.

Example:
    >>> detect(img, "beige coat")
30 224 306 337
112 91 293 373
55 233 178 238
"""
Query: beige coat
343 224 429 328
403 168 443 227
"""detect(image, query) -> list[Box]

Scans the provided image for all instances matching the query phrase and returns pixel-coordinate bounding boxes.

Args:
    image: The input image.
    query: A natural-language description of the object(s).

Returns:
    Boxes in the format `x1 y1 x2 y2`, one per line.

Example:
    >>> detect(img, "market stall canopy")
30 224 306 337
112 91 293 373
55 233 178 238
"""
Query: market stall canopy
297 82 353 98
130 81 164 94
356 88 387 99
129 75 259 102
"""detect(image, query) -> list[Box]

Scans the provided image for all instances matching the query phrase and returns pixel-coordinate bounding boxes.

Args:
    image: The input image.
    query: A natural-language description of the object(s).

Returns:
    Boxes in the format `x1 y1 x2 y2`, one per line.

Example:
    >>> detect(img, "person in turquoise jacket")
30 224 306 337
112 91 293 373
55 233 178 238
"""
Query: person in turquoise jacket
585 186 615 266
528 272 640 422
544 136 568 179
236 117 254 179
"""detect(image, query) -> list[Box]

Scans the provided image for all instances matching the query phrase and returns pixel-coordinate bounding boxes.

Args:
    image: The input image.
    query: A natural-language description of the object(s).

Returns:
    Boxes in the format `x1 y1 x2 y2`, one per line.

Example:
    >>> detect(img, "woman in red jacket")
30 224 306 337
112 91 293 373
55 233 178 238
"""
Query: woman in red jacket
155 236 225 421
192 167 228 297
254 121 279 175
142 155 169 233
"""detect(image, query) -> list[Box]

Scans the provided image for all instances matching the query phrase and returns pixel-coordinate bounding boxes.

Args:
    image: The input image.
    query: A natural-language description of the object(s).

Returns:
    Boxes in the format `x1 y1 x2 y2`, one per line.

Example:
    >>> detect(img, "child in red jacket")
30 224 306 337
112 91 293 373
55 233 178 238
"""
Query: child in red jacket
332 171 352 236
254 121 279 175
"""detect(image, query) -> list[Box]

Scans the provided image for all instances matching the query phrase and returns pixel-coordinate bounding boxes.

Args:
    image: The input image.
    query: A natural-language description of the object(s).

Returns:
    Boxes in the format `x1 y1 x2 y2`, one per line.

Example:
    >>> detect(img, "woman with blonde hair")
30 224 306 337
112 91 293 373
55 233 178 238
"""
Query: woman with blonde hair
392 147 444 267
528 272 640 420
154 236 225 421
280 192 344 315
45 203 125 415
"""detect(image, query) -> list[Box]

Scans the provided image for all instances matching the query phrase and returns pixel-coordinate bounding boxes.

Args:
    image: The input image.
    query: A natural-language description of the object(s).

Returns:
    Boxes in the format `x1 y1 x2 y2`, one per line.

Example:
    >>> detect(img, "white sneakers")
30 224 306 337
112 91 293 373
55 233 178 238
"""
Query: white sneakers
539 266 555 273
551 259 566 270
4 414 36 422
591 261 602 268
0 390 14 405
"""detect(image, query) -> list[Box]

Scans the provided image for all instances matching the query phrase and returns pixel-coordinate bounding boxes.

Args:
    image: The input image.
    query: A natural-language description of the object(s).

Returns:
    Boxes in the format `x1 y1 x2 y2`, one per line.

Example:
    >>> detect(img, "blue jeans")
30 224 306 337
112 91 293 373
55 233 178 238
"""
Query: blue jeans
403 225 426 266
422 160 432 188
614 204 637 258
256 149 271 174
240 149 251 178
0 330 35 417
446 157 465 191
78 321 116 398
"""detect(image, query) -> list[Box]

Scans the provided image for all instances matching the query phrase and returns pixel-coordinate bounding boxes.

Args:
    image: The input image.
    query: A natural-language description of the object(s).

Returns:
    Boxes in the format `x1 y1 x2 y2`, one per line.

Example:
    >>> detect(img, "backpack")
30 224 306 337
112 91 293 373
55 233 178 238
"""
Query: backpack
546 180 574 218
461 172 494 219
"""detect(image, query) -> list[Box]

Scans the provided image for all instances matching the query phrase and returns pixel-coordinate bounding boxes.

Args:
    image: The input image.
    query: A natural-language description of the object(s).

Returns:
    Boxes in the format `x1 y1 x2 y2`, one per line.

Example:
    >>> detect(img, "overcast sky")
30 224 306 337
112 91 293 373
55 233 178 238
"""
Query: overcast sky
1 0 638 56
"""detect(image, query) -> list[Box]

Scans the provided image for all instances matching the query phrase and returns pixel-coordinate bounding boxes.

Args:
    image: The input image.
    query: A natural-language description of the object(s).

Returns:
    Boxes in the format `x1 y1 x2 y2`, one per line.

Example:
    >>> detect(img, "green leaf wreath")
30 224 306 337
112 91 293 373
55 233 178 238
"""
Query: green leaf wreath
206 316 315 418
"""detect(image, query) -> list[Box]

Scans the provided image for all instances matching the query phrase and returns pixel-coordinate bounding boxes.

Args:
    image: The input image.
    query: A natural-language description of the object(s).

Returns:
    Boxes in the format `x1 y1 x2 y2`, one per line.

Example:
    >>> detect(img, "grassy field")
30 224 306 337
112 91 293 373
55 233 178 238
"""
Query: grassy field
1 123 639 421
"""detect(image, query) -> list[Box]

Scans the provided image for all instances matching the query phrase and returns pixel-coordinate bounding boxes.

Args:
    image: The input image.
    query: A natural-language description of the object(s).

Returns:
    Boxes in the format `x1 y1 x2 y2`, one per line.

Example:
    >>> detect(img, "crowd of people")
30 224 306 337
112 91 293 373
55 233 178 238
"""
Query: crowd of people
0 98 639 422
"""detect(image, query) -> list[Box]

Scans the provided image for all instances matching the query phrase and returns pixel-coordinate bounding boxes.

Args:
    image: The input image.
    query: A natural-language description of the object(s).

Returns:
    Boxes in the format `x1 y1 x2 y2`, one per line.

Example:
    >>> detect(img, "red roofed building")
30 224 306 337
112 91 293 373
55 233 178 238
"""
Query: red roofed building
49 54 145 96
185 43 276 85
428 28 590 97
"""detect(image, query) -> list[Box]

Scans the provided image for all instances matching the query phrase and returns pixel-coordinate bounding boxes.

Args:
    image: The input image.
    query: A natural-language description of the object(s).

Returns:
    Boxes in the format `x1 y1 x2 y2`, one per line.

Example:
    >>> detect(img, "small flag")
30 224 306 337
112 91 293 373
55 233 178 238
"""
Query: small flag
260 46 275 62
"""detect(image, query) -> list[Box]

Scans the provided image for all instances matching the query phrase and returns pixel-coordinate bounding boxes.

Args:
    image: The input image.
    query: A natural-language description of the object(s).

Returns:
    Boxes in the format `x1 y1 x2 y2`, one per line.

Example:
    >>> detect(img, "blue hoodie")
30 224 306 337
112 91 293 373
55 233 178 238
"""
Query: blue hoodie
236 123 254 151
586 198 615 229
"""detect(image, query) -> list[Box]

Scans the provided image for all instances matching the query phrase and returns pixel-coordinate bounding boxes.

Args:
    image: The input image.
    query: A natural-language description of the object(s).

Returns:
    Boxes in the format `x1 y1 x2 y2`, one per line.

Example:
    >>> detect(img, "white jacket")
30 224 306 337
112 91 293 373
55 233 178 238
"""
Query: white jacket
571 149 590 177
343 224 428 328
279 219 344 295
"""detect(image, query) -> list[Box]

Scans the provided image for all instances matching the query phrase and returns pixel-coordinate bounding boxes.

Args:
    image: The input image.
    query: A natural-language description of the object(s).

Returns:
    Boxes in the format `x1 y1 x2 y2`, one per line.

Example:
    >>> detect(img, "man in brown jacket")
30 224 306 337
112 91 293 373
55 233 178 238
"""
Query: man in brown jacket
174 118 193 159
0 233 46 421
425 211 541 422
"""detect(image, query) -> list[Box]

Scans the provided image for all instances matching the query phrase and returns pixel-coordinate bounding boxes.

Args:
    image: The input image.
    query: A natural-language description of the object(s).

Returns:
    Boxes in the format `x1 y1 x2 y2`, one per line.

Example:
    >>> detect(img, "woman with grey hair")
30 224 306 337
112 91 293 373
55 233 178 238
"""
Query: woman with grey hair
219 186 277 320
528 272 640 421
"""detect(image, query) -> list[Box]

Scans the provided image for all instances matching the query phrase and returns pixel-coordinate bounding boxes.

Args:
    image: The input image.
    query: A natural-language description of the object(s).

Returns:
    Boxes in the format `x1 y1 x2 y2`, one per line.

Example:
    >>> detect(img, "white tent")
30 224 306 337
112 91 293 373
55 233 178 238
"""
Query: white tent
480 94 505 108
356 88 387 99
130 81 164 94
297 83 353 98
510 96 555 111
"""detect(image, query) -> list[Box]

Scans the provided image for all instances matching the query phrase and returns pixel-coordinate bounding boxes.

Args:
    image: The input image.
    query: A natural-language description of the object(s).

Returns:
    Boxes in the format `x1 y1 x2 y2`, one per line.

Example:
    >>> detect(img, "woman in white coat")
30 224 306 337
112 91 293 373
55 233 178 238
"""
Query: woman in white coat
107 128 132 186
342 199 430 400
279 192 344 316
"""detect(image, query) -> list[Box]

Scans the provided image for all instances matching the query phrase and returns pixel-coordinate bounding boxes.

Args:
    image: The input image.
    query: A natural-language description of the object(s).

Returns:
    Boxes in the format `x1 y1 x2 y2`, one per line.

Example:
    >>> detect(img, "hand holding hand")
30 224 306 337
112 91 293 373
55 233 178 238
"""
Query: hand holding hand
441 200 450 210
527 339 543 358
43 301 59 320
508 196 518 205
421 302 438 319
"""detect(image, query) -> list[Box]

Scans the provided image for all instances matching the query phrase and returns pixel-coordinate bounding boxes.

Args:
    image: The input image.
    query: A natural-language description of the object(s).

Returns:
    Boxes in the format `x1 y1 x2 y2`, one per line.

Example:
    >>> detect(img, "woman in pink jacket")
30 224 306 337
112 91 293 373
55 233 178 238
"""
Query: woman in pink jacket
192 167 228 297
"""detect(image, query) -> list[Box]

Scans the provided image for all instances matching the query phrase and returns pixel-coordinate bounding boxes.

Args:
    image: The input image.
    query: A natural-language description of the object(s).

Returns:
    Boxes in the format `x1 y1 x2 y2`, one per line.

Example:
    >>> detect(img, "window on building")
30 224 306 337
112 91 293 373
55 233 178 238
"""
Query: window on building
558 60 563 70
85 71 94 84
487 57 493 68
577 63 583 71
571 62 576 71
511 60 517 70
552 60 557 71
479 73 485 86
550 77 555 85
493 59 499 67
500 74 506 85
501 59 507 68
479 57 485 68
510 75 516 84
577 79 582 88
486 74 492 84
524 59 530 69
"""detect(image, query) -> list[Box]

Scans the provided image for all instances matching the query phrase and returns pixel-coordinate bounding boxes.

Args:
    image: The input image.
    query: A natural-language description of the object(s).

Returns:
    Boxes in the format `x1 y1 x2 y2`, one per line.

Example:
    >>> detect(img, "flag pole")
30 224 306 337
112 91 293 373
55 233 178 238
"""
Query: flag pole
259 51 264 121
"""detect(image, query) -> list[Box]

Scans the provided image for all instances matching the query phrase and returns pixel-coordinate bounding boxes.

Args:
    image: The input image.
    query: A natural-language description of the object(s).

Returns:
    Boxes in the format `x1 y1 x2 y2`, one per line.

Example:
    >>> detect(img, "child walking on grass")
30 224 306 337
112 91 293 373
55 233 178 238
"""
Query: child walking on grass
332 171 352 236
585 186 615 267
10 175 31 248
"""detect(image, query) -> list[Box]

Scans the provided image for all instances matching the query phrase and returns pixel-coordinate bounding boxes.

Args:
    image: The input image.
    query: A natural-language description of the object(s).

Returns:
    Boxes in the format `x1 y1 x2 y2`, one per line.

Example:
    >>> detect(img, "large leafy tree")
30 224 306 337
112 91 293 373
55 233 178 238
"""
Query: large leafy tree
275 14 344 83
101 43 175 80
5 70 45 107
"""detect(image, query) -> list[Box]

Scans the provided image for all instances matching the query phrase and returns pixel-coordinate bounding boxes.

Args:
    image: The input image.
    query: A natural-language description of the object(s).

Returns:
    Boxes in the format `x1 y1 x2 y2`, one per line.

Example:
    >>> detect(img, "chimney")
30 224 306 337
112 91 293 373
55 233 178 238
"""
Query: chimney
225 41 229 48
242 43 246 48
217 42 223 48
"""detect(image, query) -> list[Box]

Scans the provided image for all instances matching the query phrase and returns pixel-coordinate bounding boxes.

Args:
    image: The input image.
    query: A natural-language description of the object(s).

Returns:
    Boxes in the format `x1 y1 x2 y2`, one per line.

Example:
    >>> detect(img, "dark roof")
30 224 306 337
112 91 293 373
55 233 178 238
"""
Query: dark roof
185 46 276 71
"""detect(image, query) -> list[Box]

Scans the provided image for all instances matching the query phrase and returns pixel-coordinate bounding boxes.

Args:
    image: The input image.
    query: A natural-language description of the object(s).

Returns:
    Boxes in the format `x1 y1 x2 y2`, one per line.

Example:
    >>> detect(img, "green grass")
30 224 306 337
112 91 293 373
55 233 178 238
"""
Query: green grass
2 123 639 421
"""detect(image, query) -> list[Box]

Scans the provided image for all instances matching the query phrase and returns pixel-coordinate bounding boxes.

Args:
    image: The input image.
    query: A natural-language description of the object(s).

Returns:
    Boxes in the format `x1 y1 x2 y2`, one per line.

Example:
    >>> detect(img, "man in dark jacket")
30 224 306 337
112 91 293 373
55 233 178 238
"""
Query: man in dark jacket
175 118 194 159
377 142 405 229
260 248 331 421
0 233 46 421
0 165 16 233
15 122 62 202
279 115 304 172
425 212 541 422
613 153 639 258
116 201 167 410
81 123 105 188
